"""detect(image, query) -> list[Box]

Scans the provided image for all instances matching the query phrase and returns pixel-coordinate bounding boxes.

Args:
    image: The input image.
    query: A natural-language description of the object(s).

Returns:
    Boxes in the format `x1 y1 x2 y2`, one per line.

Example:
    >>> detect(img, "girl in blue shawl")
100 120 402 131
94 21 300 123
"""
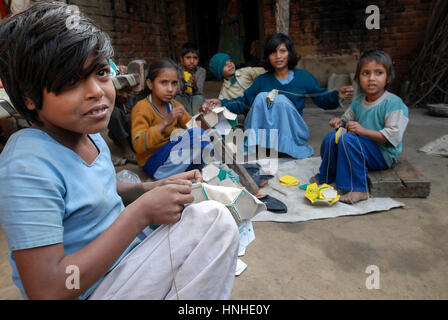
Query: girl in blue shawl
201 33 353 158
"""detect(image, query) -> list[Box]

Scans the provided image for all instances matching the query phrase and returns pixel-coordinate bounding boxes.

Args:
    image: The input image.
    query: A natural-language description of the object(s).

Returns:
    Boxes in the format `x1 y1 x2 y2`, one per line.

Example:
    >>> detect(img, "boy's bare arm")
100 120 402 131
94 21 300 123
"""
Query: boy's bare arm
117 172 200 206
346 121 387 143
13 184 194 300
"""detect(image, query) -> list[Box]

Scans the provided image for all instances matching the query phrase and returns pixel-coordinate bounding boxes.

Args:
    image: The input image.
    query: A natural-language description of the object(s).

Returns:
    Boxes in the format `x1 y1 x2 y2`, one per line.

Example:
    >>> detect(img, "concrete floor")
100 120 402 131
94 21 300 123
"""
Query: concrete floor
1 81 447 299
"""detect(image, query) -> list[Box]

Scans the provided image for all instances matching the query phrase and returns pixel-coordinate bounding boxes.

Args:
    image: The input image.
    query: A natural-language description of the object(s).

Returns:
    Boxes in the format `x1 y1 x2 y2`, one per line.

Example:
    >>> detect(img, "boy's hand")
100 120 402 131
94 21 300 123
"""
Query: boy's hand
146 169 202 194
338 85 354 100
136 183 194 226
346 121 366 136
200 99 222 114
165 169 203 183
329 117 343 129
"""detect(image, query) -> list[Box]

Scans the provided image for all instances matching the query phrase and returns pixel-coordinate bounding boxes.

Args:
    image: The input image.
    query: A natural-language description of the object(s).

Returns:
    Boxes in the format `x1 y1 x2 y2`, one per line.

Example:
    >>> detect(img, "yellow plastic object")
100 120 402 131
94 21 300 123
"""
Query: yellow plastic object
184 71 193 93
305 183 319 200
279 175 299 186
305 183 340 206
335 127 347 144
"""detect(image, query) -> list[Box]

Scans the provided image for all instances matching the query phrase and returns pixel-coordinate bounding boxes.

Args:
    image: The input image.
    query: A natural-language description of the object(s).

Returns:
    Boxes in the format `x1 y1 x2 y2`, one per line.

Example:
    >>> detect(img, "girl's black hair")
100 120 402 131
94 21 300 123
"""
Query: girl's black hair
136 58 179 100
147 58 179 82
263 33 300 72
0 1 114 125
354 49 395 89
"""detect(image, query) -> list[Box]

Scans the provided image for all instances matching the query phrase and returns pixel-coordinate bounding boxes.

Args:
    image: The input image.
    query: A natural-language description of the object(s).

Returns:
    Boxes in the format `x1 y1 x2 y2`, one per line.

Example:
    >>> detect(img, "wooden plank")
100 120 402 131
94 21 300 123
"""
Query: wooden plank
368 157 431 198
368 166 402 198
392 157 431 198
393 157 427 182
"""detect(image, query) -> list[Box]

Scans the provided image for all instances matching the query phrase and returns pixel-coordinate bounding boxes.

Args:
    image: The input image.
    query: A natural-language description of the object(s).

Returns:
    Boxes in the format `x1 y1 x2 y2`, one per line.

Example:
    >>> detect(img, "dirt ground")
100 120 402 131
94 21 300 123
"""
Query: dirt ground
0 81 447 299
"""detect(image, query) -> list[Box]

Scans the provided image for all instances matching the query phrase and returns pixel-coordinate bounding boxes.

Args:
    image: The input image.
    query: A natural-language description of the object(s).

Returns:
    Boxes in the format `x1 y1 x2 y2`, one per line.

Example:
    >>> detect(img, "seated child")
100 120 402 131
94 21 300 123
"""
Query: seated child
174 42 206 115
132 58 212 180
208 52 266 113
107 65 137 164
0 2 238 300
202 33 353 159
311 49 409 204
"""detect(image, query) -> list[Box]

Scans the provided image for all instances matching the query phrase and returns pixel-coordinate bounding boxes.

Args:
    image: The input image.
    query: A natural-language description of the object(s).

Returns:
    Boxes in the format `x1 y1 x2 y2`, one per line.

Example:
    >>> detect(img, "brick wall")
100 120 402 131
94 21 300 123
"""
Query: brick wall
263 0 434 90
166 0 189 62
70 0 433 90
71 0 177 65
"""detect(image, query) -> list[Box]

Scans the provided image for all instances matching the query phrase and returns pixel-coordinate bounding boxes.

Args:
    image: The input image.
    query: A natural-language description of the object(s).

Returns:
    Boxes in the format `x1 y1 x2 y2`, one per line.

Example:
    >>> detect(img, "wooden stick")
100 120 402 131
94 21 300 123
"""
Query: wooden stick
196 114 260 195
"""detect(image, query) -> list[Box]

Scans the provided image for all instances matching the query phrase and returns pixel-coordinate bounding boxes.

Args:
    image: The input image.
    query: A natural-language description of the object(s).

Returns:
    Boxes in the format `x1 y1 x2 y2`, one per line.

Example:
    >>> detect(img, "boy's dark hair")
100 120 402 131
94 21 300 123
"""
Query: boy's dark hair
263 33 300 72
0 1 114 125
354 49 395 89
181 42 200 58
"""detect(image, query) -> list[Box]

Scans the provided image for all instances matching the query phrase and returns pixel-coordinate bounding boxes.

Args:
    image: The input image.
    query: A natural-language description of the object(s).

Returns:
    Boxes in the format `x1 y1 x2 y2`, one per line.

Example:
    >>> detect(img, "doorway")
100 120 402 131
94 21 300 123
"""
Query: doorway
186 0 264 78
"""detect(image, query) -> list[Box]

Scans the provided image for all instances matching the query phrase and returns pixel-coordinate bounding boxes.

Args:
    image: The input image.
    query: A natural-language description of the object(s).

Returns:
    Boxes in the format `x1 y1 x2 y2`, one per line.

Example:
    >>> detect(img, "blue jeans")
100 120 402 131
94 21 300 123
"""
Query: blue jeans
143 127 212 180
314 131 388 192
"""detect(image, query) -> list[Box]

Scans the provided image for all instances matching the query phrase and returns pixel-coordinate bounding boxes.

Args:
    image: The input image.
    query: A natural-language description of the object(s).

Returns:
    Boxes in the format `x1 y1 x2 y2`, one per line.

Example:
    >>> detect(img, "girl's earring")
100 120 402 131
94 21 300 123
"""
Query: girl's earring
25 98 36 111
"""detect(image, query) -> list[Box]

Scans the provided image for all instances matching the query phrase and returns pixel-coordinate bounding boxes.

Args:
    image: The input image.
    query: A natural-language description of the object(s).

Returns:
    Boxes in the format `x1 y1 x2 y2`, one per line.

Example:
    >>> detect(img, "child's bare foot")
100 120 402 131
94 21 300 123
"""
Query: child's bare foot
309 176 318 184
339 191 369 204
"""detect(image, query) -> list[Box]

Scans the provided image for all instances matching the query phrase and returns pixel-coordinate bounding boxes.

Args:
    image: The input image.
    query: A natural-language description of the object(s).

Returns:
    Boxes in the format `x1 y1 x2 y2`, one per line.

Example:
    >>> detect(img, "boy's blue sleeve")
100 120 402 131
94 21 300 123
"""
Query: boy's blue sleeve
304 71 340 110
0 156 65 251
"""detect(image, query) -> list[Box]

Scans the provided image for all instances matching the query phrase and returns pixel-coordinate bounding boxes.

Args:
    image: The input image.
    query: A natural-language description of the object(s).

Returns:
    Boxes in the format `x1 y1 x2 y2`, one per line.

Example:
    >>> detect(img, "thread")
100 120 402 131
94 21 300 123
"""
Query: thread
266 89 349 109
324 130 370 204
168 224 180 300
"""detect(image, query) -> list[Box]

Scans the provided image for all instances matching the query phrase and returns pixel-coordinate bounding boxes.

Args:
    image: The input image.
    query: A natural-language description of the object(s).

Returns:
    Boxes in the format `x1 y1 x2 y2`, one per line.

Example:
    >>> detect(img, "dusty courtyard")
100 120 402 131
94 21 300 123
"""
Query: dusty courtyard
0 81 447 300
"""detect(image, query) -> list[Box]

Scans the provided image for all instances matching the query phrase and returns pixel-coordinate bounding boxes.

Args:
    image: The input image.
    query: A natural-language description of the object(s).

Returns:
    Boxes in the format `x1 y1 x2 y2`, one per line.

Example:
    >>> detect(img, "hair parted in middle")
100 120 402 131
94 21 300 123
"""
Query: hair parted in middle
263 33 300 72
147 58 179 82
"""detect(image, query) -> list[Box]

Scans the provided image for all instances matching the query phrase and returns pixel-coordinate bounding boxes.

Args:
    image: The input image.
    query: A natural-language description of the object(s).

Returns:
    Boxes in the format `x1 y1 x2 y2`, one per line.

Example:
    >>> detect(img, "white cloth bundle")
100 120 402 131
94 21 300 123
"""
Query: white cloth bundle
190 183 266 223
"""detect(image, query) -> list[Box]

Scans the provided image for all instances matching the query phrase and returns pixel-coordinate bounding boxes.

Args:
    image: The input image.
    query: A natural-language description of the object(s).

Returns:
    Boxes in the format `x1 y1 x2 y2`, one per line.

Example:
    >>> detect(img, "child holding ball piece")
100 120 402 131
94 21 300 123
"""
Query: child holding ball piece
311 49 409 204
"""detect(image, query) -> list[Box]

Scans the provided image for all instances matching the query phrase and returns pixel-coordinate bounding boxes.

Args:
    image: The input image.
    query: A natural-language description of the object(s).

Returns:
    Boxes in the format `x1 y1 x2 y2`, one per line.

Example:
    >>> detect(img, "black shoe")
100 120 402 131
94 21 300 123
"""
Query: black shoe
243 163 274 187
257 194 287 214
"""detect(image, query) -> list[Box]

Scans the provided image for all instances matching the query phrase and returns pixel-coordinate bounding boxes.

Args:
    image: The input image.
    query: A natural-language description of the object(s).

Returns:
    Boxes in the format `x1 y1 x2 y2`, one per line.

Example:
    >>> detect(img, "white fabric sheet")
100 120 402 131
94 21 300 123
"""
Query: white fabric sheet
251 157 405 223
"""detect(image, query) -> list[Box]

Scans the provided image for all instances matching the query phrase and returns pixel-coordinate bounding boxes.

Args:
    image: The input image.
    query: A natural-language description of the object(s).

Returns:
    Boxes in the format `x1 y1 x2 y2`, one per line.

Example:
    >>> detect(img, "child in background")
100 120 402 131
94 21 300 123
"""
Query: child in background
311 49 409 204
208 52 266 113
132 58 212 180
107 65 137 164
174 43 206 115
0 2 238 300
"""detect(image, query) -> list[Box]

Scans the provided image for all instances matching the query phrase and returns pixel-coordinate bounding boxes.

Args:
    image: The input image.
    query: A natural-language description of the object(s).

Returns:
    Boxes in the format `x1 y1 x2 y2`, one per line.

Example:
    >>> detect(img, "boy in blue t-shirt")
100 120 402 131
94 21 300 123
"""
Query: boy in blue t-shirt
0 2 238 300
311 49 409 204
